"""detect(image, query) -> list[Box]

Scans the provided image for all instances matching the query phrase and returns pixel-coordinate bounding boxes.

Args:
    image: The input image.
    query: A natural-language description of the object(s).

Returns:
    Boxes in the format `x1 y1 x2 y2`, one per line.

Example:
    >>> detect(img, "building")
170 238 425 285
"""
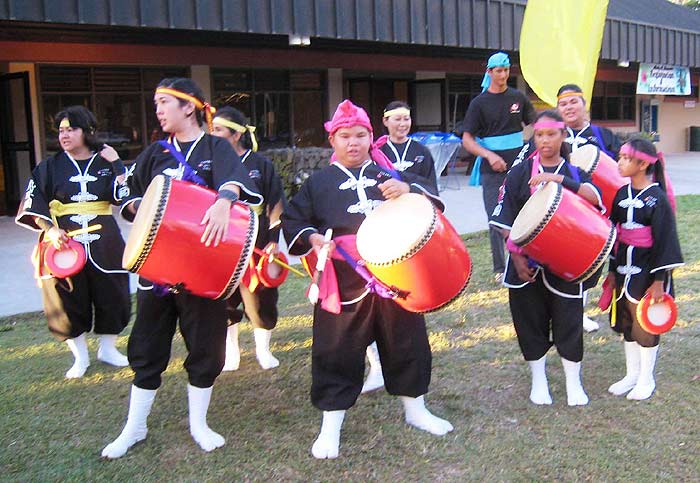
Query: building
1 0 699 215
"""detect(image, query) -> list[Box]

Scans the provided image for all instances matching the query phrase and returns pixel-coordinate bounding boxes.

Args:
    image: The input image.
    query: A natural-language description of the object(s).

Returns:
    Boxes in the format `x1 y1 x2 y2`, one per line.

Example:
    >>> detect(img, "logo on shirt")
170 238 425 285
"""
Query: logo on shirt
510 103 521 114
98 168 112 177
413 156 424 164
197 160 212 171
643 195 658 208
248 169 261 179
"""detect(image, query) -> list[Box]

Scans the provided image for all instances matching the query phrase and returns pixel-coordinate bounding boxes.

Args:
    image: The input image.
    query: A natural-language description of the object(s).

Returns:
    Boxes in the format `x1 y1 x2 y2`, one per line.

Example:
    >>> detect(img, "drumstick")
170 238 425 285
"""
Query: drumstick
308 228 333 305
252 247 307 278
66 224 102 238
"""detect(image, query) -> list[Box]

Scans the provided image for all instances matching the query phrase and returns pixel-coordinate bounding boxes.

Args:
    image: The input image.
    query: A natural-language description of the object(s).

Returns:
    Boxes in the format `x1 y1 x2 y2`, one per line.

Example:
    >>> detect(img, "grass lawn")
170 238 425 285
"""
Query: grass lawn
1 196 698 482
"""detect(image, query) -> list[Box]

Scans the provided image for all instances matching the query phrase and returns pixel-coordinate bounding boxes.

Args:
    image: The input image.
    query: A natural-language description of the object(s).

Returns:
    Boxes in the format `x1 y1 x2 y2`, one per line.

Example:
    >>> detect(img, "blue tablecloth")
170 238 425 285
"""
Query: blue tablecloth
410 132 462 182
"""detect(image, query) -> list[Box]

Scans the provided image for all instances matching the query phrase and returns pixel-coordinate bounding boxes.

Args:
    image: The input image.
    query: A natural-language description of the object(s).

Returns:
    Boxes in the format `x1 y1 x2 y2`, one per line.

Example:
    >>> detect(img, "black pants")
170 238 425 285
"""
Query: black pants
41 261 130 341
226 284 278 330
509 275 584 362
128 283 228 390
612 297 660 347
311 294 432 411
481 171 507 273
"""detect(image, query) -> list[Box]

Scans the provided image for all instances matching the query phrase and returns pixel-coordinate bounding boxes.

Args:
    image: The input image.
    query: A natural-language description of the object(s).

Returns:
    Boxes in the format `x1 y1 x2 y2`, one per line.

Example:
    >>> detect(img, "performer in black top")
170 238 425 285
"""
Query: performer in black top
212 106 285 371
490 110 602 407
102 78 262 459
605 137 683 400
16 105 130 379
283 100 452 459
461 52 537 283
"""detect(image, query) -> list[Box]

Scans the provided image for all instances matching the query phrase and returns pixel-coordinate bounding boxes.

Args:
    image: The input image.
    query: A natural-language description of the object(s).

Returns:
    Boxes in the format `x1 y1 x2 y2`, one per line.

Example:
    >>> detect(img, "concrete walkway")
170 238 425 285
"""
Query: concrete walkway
1 152 698 317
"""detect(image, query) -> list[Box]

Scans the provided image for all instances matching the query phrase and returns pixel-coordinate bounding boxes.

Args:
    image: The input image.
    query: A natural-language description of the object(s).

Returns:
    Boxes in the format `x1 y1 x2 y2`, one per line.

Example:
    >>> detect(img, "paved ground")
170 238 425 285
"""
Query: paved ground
1 152 699 317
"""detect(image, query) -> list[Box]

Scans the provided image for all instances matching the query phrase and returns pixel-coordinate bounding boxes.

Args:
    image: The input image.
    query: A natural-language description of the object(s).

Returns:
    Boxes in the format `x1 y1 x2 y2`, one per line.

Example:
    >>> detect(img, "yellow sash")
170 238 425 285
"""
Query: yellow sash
48 200 111 226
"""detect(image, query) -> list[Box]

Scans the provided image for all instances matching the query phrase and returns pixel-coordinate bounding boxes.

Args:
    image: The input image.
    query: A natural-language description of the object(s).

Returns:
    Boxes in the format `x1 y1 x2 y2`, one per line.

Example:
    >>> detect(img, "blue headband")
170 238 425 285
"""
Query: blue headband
481 52 511 91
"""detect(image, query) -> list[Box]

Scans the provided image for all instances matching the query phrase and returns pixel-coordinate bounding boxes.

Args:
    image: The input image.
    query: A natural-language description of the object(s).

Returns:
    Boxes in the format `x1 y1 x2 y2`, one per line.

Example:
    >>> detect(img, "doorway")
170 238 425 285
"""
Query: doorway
0 72 36 216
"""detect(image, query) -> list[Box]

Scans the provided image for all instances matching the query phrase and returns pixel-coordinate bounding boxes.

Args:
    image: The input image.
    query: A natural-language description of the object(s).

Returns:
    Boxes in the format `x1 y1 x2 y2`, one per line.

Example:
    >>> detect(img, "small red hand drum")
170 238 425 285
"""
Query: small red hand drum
570 144 629 214
510 181 616 283
123 175 258 299
255 251 289 289
356 193 471 313
636 293 677 335
41 238 87 278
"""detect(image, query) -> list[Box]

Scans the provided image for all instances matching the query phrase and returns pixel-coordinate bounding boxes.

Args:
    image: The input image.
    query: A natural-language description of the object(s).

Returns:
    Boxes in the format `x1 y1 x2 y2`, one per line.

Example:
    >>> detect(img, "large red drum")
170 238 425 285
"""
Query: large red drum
510 181 615 283
570 144 629 214
123 175 258 299
356 193 471 313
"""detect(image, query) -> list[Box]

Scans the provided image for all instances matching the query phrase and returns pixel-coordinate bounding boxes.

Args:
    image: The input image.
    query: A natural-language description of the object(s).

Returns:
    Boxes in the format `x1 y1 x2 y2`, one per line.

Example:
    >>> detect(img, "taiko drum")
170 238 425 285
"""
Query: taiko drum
570 144 629 214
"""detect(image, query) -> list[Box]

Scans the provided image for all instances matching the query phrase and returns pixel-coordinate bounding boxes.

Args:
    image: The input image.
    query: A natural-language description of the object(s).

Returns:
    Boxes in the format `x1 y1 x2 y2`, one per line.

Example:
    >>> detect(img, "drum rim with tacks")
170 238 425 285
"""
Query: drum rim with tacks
123 175 258 299
510 181 616 283
636 292 677 335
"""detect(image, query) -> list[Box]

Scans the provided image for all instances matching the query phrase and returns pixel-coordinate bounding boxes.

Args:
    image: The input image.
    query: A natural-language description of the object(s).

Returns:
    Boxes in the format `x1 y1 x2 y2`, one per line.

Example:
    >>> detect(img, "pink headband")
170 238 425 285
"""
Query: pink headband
533 121 565 130
620 144 658 164
324 99 373 135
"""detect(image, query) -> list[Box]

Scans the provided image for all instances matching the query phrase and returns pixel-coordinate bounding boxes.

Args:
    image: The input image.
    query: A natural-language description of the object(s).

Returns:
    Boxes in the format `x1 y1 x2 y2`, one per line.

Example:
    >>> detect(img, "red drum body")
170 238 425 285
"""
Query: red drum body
34 238 87 278
356 193 471 313
123 175 258 299
570 144 629 214
510 182 615 283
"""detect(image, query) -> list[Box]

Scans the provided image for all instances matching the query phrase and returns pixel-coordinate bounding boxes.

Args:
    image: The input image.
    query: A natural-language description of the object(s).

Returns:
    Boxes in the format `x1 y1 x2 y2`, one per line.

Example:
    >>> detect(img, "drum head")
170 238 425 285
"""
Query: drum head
123 174 167 270
510 182 559 245
569 144 598 173
257 252 289 288
636 293 677 335
357 193 435 264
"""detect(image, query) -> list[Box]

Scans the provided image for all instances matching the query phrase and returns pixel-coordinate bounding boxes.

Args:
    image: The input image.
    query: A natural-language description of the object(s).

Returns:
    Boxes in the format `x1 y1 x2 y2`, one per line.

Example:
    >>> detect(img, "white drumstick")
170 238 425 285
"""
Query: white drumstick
308 228 333 305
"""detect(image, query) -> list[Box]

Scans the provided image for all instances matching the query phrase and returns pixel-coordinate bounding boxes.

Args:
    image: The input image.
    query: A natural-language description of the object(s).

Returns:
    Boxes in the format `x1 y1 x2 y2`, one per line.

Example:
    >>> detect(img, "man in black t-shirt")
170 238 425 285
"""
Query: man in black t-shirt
460 52 537 282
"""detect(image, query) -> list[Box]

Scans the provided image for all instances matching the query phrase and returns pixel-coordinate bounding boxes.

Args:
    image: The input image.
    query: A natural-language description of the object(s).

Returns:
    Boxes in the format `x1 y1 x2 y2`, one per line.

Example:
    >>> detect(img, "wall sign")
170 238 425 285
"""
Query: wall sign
637 63 691 95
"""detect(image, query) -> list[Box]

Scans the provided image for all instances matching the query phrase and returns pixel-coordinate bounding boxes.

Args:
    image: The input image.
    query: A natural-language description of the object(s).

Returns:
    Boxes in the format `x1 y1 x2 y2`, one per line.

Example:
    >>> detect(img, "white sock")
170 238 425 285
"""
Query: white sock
101 385 157 459
311 410 345 459
254 328 279 370
401 395 454 436
528 355 552 405
222 324 240 372
582 291 599 332
361 342 385 394
562 358 589 406
608 341 641 395
627 345 659 400
97 334 129 367
65 333 90 378
188 384 225 452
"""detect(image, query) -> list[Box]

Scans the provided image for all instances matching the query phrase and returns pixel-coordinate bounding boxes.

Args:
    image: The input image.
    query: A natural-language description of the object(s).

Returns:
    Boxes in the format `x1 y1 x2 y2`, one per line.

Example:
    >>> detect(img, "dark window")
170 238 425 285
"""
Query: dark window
447 74 517 132
212 69 326 149
39 65 188 160
590 81 635 122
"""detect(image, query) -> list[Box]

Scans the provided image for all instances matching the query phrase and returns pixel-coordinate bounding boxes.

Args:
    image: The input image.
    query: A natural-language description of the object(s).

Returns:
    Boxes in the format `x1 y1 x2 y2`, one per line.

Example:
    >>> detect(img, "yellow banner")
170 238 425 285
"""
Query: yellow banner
520 0 609 107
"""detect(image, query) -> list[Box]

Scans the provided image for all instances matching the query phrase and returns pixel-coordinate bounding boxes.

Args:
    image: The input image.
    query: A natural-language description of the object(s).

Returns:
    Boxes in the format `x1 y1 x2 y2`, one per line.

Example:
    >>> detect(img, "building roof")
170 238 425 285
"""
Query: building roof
1 0 699 68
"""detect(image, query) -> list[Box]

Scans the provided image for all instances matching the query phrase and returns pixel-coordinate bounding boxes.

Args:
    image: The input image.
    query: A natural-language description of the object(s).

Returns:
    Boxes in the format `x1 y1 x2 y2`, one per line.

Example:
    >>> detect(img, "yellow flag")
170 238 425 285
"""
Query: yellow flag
519 0 609 107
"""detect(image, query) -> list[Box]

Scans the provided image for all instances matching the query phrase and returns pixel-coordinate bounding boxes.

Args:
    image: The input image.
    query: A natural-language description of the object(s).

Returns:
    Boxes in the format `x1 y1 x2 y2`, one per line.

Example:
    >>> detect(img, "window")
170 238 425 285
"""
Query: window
212 69 326 149
590 81 635 122
447 75 518 132
39 66 188 160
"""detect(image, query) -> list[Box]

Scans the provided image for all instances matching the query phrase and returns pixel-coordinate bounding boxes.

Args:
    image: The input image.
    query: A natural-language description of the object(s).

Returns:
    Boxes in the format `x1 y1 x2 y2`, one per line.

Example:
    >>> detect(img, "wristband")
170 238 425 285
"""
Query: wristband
216 189 239 203
111 158 126 175
561 176 581 193
268 223 281 242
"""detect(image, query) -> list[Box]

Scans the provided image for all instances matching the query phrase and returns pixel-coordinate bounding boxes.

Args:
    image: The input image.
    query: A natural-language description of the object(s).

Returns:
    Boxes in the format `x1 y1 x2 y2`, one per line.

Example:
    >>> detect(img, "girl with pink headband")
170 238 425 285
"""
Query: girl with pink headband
282 99 452 459
603 136 683 400
490 110 603 407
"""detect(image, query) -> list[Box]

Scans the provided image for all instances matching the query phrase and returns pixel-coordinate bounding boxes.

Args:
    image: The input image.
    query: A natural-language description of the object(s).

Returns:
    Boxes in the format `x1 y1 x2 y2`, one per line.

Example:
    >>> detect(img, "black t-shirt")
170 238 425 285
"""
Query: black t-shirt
461 87 537 174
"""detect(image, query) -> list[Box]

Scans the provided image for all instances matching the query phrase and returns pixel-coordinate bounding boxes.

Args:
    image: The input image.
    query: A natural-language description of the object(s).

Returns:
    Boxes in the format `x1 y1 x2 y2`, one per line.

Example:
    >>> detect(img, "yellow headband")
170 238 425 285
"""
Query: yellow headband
59 118 71 128
155 87 217 133
383 107 411 118
213 117 259 152
557 91 583 102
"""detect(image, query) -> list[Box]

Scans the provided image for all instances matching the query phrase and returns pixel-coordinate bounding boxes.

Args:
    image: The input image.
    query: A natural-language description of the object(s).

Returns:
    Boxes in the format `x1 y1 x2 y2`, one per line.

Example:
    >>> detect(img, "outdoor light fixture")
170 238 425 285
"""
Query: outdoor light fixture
289 34 311 46
617 59 630 68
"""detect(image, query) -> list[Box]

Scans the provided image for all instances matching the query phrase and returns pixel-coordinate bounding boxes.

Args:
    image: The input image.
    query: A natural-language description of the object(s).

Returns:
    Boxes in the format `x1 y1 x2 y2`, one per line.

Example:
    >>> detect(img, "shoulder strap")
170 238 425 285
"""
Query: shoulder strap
590 125 616 159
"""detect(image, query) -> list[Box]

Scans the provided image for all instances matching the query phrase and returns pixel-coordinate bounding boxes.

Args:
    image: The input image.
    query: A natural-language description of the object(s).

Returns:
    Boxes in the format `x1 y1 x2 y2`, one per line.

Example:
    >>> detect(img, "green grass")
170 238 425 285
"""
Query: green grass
1 196 699 481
